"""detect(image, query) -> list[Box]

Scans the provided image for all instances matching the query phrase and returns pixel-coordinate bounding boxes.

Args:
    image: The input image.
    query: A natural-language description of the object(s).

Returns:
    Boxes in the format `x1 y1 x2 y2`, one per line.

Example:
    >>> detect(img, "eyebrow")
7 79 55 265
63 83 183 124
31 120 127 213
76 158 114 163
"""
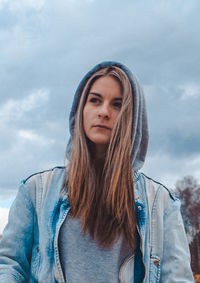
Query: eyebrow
88 92 122 101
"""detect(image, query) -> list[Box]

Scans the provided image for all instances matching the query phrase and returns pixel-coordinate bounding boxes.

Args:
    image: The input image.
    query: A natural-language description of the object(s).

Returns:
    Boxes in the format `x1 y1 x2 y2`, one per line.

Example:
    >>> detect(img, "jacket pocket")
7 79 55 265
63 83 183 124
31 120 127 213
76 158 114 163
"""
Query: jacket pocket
149 255 161 283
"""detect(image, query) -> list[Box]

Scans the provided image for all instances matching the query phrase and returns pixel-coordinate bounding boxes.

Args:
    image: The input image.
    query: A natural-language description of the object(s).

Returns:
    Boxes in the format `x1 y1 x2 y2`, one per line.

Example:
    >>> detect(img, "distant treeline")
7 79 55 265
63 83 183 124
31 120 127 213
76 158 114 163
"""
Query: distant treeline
176 175 200 276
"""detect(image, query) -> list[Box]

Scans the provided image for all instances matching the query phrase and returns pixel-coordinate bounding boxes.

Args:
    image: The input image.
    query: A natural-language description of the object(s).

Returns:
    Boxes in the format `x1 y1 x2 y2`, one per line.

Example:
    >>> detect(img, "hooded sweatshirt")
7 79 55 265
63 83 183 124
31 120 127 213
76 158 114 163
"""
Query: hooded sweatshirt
59 61 149 282
67 61 149 171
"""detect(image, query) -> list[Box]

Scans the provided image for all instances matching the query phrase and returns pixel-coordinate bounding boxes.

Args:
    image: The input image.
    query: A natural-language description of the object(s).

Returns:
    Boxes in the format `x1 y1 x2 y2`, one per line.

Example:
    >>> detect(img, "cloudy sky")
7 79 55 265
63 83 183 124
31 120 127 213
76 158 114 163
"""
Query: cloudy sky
0 0 200 232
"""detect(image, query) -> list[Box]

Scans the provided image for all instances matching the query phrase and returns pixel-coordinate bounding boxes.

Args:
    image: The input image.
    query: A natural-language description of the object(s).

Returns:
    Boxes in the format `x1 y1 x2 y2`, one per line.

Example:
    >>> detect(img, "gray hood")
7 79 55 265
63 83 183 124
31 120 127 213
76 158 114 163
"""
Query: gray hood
68 61 149 171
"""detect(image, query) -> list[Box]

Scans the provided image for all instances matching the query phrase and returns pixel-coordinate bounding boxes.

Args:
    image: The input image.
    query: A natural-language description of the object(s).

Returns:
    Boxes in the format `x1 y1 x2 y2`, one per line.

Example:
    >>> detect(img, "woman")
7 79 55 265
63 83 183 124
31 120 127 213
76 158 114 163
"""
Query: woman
0 61 194 282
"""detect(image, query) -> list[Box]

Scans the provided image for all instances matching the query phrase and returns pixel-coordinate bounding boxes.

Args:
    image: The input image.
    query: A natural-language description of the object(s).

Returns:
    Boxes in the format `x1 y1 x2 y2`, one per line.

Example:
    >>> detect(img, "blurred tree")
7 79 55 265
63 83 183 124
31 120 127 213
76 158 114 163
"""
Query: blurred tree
176 175 200 275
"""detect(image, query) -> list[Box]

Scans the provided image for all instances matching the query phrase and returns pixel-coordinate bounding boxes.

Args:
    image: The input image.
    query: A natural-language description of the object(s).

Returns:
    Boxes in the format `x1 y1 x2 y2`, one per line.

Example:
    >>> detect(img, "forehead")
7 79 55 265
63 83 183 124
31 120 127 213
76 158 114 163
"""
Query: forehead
89 76 122 96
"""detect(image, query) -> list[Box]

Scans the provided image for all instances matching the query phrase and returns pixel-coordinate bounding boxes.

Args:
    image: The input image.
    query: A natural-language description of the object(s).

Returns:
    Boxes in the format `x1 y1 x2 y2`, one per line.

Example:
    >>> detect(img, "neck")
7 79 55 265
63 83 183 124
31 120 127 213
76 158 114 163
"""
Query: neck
89 142 108 168
94 144 108 159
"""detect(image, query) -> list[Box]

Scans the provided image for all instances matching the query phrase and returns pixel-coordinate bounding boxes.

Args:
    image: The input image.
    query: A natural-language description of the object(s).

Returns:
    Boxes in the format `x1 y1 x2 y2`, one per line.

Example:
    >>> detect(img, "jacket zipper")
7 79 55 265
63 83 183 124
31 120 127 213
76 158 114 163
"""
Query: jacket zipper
54 208 69 283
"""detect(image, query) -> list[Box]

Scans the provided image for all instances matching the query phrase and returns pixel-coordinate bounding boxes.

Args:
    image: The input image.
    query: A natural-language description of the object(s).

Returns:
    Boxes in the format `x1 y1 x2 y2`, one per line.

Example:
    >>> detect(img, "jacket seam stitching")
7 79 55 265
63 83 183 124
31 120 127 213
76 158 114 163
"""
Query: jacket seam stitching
141 172 175 200
150 186 161 258
23 166 65 183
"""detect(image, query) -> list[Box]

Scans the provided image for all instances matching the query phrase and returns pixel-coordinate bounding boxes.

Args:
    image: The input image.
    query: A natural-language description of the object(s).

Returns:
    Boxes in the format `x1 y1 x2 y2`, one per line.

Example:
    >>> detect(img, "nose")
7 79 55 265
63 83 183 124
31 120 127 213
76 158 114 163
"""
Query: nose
98 103 110 119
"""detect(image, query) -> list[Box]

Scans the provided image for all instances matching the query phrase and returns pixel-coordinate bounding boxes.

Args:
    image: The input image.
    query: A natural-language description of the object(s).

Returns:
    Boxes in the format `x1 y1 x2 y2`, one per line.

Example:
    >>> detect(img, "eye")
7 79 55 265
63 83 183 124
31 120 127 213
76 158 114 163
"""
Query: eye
89 97 101 103
113 102 122 109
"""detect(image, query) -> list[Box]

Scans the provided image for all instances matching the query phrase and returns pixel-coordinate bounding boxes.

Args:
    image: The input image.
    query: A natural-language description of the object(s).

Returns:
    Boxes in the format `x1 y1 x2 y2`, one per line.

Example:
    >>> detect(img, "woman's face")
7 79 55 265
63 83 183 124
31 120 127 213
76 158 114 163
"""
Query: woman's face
83 75 122 154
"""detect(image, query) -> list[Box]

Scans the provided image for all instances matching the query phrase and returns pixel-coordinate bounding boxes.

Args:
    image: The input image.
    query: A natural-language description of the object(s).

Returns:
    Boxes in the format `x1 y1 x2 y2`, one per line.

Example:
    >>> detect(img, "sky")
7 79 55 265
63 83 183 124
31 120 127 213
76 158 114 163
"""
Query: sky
0 0 200 233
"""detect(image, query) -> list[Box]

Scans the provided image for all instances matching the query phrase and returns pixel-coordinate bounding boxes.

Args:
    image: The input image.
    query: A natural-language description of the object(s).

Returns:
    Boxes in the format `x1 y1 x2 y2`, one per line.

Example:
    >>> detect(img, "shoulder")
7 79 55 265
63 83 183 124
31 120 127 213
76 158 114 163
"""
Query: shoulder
20 166 65 197
22 166 65 185
136 171 178 213
138 172 175 199
17 166 66 207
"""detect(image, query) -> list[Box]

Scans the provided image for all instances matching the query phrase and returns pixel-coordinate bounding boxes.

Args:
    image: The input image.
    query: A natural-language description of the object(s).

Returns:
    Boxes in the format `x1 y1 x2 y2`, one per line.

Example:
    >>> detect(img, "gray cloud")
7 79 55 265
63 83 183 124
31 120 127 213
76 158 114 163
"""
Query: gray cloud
0 0 200 199
144 83 200 157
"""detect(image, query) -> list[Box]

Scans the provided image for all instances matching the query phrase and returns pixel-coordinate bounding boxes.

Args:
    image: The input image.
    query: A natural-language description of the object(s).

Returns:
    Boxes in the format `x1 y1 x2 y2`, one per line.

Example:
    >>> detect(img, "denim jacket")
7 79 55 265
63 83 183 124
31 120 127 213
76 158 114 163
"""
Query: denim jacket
0 166 194 282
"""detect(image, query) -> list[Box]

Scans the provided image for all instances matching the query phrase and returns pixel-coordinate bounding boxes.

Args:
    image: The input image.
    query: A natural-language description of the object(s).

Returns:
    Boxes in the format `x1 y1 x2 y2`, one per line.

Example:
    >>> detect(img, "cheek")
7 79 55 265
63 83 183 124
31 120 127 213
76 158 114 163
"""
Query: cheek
83 107 90 132
112 111 120 125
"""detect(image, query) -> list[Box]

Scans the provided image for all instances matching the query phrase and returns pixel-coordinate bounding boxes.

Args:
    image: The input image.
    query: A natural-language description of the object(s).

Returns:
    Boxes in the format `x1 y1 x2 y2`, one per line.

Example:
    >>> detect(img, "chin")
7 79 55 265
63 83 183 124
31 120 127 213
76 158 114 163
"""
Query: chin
92 137 110 145
89 134 111 145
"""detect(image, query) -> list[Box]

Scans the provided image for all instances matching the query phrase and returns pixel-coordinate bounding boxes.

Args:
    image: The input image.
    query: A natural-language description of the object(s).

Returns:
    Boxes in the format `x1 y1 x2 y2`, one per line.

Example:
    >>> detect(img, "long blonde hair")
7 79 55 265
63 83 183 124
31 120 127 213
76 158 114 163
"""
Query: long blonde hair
66 66 137 249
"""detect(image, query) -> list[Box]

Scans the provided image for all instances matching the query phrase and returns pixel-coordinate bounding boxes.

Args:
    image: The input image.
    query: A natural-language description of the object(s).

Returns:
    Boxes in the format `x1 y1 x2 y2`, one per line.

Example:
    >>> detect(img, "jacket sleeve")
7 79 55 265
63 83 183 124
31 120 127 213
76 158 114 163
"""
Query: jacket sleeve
160 197 195 282
0 181 35 282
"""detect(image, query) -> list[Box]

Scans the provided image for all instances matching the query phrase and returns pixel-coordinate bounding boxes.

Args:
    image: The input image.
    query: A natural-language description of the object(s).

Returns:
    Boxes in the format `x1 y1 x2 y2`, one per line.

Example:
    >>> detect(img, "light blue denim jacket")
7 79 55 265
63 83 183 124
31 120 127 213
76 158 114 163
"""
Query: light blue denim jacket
0 166 194 282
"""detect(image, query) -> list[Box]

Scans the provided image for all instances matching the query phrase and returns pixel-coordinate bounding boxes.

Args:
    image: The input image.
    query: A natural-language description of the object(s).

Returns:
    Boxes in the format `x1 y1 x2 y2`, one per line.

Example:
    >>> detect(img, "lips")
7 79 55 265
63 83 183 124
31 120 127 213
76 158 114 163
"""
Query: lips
93 125 111 130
